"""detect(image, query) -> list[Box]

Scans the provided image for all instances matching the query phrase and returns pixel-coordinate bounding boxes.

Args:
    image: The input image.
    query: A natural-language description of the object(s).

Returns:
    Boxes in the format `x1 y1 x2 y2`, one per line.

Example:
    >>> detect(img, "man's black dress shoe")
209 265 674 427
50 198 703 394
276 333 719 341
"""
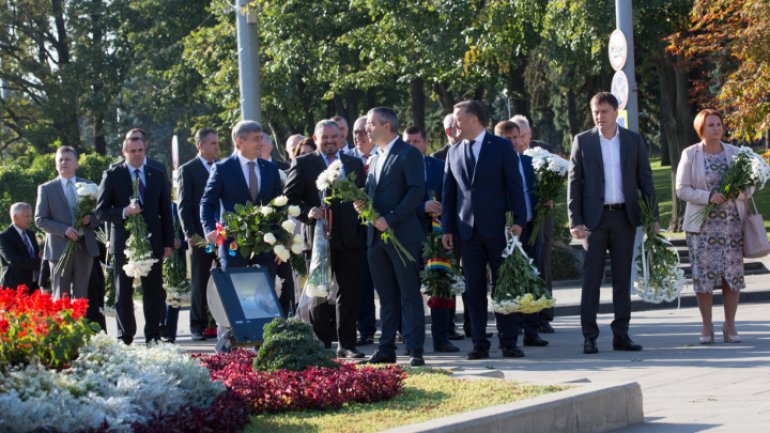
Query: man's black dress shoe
410 354 425 366
190 332 206 341
466 348 490 360
433 342 460 353
501 346 525 358
539 323 555 334
358 351 396 365
613 336 643 351
356 336 375 346
337 348 365 358
583 337 598 354
447 330 464 341
523 336 549 347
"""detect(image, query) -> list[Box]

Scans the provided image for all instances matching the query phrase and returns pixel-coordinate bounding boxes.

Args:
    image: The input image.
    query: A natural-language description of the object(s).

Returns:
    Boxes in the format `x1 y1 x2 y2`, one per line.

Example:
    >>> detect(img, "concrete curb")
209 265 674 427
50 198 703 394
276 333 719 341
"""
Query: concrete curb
379 381 643 433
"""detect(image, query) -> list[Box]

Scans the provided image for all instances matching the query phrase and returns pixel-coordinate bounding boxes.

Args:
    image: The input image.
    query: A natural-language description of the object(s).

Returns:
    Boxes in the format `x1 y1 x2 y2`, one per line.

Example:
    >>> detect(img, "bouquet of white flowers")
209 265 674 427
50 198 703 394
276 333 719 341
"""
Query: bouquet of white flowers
523 147 569 245
163 219 191 308
123 178 157 278
55 182 99 276
491 213 556 314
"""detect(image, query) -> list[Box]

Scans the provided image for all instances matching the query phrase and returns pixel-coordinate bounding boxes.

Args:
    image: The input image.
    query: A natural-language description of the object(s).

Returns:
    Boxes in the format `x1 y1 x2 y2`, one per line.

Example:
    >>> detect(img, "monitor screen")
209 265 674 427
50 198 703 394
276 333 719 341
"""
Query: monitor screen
230 271 281 319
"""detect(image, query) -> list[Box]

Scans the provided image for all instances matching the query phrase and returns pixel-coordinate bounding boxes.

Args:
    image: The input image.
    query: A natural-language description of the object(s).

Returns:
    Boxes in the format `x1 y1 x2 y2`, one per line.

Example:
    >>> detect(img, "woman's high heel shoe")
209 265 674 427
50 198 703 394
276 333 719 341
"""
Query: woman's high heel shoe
699 327 715 345
722 324 741 343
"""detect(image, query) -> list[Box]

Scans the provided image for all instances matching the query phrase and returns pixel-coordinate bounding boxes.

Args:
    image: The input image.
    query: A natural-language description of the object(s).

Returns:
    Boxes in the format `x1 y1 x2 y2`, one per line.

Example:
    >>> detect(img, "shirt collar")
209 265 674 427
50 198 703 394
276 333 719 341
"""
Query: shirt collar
599 126 620 141
59 175 76 186
470 130 486 145
198 154 214 168
378 136 398 155
12 224 26 237
127 162 145 173
237 152 259 166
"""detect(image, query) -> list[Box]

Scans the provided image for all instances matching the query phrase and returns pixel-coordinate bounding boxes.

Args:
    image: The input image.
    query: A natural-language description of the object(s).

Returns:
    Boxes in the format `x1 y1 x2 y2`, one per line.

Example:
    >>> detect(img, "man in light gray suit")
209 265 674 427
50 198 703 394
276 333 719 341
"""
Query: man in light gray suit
568 92 658 355
35 146 100 300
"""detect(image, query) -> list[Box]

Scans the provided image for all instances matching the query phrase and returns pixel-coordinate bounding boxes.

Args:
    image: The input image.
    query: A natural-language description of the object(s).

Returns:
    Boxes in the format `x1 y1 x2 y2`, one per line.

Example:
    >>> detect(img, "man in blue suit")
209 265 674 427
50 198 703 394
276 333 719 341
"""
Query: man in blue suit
355 107 426 367
495 120 550 348
441 100 527 360
403 125 459 353
200 120 283 275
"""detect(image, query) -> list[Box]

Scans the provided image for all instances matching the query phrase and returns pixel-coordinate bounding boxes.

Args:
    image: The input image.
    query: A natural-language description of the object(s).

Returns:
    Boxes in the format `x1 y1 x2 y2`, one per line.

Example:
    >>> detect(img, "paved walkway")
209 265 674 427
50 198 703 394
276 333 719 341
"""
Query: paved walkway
109 291 770 432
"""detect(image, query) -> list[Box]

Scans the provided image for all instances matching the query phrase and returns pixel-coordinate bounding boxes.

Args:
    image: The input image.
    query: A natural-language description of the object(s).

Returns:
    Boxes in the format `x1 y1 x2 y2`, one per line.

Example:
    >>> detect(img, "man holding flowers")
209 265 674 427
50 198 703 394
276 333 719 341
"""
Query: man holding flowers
284 119 366 358
35 146 100 300
97 129 174 345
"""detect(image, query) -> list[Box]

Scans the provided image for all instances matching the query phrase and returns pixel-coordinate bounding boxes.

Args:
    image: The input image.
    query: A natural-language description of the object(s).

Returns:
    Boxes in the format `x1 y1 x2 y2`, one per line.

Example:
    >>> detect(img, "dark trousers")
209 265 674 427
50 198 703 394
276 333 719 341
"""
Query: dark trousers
368 239 424 355
277 260 295 317
113 251 165 344
431 306 450 347
356 248 377 339
161 304 180 341
309 248 362 349
581 209 635 339
460 229 521 351
539 213 555 324
87 255 106 331
189 246 215 334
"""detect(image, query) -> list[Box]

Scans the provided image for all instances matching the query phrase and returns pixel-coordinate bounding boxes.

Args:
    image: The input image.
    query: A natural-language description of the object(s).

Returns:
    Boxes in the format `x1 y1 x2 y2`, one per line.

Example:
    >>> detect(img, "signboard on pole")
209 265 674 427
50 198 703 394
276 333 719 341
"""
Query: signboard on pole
608 29 628 72
611 70 629 111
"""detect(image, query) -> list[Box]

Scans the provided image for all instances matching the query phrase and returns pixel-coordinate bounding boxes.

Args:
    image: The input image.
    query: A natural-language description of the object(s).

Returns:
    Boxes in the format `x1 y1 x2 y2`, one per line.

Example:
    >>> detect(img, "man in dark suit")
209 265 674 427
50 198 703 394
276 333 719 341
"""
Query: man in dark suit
495 120 550 348
285 119 366 357
176 127 220 341
0 203 41 290
355 107 426 366
441 100 527 360
96 128 174 345
403 125 459 353
35 146 100 300
568 92 658 354
200 120 283 274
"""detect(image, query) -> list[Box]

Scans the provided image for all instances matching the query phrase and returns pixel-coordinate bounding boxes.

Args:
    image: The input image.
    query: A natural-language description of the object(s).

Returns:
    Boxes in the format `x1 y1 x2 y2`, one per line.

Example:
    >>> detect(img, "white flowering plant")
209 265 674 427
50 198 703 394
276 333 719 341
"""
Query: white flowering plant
634 199 686 303
491 212 556 314
218 195 305 263
123 178 157 278
55 181 99 277
317 159 415 264
0 333 224 433
523 147 569 246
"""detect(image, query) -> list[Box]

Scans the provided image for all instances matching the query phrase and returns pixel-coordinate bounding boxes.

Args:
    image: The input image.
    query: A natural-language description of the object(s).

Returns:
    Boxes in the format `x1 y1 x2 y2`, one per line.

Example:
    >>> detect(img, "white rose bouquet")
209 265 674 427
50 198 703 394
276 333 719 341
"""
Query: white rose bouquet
523 147 569 246
123 178 157 278
55 182 99 276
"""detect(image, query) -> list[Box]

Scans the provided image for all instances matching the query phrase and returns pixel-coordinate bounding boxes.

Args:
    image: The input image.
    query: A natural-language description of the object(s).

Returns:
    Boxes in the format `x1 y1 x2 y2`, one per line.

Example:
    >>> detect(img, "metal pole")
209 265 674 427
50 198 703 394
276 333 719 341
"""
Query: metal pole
616 0 638 132
235 0 262 122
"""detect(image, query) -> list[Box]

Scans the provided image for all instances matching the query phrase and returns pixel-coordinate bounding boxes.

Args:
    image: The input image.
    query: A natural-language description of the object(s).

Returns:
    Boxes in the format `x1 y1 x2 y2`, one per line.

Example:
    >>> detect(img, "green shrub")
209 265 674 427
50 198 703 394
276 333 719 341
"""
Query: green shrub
253 318 337 372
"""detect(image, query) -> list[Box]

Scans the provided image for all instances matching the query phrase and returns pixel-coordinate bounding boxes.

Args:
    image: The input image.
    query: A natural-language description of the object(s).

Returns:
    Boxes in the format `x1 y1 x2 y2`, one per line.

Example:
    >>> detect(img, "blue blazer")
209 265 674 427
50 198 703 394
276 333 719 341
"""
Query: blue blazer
441 132 526 241
418 155 445 234
200 154 282 235
365 138 425 247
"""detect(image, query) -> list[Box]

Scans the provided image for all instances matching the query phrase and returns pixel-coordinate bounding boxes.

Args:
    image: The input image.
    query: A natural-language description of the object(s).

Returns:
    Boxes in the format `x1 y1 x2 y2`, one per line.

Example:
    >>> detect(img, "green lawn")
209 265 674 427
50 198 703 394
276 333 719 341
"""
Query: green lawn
247 368 566 433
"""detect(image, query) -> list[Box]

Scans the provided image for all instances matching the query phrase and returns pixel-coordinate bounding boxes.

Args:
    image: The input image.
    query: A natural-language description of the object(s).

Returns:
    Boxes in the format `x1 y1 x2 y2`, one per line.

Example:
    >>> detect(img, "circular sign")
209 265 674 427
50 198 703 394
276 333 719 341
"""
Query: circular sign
608 29 628 72
611 70 629 110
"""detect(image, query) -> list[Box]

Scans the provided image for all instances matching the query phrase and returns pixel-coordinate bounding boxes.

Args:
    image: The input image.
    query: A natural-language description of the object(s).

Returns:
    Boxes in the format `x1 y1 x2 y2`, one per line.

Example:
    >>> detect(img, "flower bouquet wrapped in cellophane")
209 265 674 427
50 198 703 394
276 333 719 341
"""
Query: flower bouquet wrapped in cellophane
491 212 555 314
123 179 157 278
55 182 99 276
633 199 685 303
522 147 569 246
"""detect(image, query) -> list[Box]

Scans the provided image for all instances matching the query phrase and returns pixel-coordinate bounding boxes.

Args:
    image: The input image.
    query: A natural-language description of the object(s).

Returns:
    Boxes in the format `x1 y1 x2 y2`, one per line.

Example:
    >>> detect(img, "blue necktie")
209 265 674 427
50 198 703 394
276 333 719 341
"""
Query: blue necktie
134 169 145 205
465 140 476 178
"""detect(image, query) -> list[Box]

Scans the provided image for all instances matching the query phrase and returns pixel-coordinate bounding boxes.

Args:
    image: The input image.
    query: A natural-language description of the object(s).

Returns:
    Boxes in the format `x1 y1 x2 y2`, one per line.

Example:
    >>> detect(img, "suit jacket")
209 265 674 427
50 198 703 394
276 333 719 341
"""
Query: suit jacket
365 138 425 246
431 143 452 161
176 157 212 240
520 154 539 221
676 141 749 233
96 162 174 258
284 151 366 250
418 155 445 234
35 177 100 260
200 154 283 235
567 126 657 231
271 159 290 171
0 225 41 290
441 132 527 241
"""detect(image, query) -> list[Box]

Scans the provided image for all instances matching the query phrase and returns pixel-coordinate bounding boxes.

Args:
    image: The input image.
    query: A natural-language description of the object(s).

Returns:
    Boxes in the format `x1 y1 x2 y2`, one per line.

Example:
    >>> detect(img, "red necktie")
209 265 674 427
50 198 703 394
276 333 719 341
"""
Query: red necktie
363 153 370 175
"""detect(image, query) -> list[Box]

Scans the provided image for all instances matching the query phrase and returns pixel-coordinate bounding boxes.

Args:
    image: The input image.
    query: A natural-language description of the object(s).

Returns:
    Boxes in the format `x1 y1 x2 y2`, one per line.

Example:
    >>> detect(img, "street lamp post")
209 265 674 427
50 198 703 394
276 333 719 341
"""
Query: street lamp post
615 0 638 133
235 0 262 123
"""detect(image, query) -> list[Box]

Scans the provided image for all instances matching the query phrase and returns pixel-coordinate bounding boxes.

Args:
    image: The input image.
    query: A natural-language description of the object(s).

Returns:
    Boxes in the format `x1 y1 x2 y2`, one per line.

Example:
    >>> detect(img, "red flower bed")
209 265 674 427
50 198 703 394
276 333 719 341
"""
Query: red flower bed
0 285 97 370
194 350 406 413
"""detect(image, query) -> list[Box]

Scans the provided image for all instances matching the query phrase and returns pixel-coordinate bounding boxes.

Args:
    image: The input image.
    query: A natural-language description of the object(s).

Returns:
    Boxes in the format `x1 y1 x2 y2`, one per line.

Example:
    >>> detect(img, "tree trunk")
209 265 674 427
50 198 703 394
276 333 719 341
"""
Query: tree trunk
508 62 528 117
432 82 454 114
51 0 81 150
410 77 425 127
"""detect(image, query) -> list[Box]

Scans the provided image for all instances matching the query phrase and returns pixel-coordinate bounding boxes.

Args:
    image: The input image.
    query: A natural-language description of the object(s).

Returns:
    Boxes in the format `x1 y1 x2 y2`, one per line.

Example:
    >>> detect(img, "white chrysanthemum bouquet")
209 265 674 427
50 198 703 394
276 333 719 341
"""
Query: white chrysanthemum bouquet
523 147 569 245
123 178 157 278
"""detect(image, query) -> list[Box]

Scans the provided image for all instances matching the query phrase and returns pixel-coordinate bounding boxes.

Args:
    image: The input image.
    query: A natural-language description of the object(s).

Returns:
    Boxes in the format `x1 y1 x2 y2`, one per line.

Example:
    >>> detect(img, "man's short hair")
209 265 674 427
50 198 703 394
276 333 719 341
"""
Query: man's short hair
331 115 349 129
125 128 148 141
443 113 455 130
10 202 31 218
404 125 426 140
314 119 340 135
510 115 530 131
367 107 399 133
231 120 263 144
56 145 78 161
590 92 619 110
195 128 217 145
454 100 487 125
494 120 519 136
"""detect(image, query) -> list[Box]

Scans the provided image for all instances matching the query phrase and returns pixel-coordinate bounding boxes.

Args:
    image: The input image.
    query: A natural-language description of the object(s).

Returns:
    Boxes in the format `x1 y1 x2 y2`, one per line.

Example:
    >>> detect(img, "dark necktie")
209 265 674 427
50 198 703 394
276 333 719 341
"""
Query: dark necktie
21 230 35 257
134 169 145 205
247 161 259 203
465 139 477 178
